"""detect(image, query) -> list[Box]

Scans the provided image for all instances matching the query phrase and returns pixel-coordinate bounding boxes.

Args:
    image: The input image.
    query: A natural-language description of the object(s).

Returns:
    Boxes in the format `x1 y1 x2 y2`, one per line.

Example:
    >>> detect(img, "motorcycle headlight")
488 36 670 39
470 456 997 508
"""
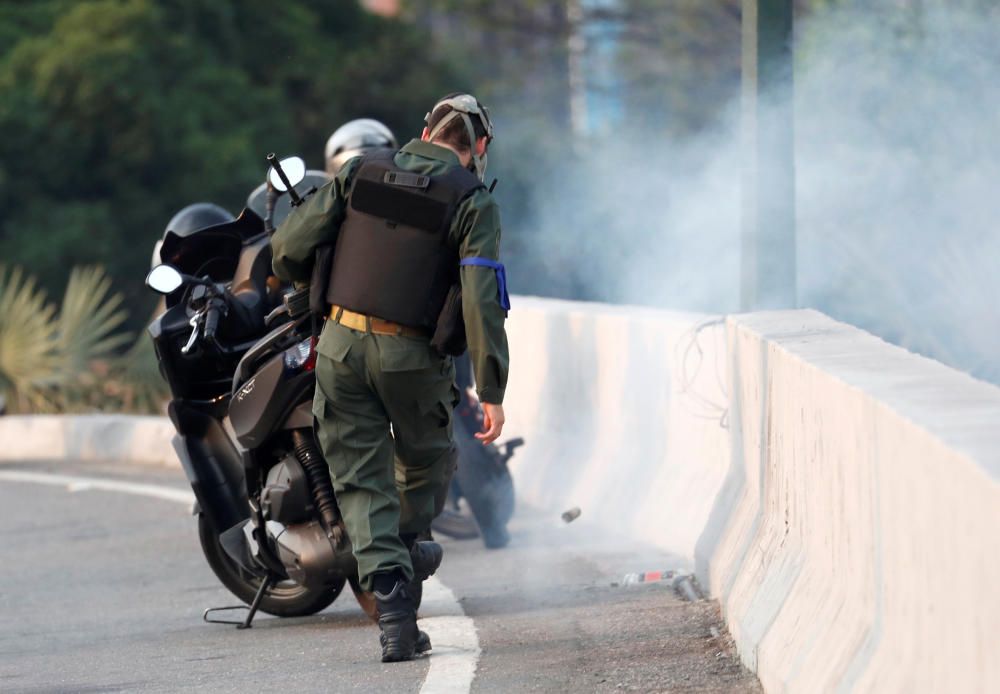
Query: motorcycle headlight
283 337 316 372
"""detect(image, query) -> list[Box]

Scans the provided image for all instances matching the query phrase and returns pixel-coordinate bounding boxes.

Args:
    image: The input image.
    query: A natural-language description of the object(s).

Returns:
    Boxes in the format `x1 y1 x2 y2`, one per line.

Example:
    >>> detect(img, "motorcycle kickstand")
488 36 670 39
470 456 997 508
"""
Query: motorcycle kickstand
203 574 275 629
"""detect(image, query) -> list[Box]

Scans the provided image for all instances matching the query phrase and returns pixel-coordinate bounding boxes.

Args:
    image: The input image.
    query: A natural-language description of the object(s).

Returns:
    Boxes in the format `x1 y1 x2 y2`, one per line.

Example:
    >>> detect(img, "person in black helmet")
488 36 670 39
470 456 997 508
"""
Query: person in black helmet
152 202 234 271
271 93 510 663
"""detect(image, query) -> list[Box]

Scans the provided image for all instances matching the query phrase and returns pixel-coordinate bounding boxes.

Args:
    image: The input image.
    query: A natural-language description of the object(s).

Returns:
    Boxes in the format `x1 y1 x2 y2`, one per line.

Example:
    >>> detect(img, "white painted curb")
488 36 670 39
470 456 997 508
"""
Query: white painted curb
0 414 177 467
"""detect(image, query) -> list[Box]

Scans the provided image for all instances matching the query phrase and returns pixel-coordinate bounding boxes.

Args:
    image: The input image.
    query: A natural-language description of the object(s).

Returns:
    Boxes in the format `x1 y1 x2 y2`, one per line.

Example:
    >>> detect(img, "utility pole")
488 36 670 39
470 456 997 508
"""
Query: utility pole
741 0 796 310
566 0 589 136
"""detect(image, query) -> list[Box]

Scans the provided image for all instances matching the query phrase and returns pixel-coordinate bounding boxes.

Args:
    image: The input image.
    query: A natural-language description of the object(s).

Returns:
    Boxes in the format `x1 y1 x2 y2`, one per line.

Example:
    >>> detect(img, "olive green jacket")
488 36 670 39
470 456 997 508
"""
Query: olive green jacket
271 139 509 404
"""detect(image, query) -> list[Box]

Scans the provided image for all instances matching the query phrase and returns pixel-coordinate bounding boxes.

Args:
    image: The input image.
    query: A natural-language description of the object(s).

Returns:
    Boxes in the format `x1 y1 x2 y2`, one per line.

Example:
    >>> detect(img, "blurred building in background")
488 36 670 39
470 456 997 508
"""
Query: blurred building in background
577 0 625 136
362 0 401 17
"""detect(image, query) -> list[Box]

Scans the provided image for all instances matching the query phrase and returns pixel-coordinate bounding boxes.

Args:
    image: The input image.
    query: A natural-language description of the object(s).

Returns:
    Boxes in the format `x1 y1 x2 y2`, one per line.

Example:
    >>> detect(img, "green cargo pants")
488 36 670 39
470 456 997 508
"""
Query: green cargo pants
312 320 458 592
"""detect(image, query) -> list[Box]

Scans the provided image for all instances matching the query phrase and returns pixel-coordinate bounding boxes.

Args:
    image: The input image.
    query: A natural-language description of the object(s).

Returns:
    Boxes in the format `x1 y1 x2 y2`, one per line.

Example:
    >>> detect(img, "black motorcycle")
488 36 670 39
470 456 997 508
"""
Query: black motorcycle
147 157 378 626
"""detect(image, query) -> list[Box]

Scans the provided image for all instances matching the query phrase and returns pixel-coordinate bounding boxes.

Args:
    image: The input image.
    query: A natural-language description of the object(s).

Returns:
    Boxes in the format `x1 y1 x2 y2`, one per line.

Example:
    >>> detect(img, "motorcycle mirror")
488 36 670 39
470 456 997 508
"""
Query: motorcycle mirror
268 156 306 192
146 264 185 294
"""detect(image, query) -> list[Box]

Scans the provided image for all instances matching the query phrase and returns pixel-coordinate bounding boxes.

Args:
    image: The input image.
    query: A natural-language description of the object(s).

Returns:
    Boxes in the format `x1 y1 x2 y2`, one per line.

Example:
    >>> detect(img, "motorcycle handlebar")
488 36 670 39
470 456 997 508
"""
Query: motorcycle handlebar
203 301 222 341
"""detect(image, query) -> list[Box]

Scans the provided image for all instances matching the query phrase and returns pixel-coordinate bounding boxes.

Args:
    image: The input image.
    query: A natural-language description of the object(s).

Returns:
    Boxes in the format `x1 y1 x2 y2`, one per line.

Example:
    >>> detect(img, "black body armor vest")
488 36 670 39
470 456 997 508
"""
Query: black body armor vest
326 149 484 330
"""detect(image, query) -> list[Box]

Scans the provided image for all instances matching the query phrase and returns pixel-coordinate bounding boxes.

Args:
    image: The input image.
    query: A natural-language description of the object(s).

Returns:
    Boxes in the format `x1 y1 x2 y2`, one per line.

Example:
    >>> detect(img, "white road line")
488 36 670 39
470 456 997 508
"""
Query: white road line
0 469 195 505
0 467 482 693
419 577 482 694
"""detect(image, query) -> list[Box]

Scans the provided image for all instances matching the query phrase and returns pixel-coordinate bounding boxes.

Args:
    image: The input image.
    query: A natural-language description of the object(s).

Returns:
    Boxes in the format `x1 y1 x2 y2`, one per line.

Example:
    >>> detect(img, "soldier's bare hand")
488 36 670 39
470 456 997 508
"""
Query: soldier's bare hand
476 403 505 445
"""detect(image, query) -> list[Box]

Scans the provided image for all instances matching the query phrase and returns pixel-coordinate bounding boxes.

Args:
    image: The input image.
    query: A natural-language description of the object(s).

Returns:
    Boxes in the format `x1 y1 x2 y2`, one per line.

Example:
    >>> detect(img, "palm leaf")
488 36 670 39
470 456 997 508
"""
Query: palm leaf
0 266 62 412
49 265 133 412
56 265 131 373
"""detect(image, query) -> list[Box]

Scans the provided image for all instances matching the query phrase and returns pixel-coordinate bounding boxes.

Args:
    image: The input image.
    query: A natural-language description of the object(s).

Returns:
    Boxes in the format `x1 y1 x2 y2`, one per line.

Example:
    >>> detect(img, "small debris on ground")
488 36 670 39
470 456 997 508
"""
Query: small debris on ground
673 574 703 602
618 570 677 586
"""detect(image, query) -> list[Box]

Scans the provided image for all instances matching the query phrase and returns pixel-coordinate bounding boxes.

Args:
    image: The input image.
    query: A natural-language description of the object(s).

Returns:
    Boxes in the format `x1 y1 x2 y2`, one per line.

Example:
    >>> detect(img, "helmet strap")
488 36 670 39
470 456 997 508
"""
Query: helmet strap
426 109 488 181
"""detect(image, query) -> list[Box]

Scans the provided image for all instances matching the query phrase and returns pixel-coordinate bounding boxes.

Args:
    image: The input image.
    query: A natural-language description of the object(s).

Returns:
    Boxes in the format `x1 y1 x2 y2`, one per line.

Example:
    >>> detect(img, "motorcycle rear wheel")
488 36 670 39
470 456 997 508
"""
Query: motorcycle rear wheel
453 430 516 548
197 514 345 618
431 507 481 540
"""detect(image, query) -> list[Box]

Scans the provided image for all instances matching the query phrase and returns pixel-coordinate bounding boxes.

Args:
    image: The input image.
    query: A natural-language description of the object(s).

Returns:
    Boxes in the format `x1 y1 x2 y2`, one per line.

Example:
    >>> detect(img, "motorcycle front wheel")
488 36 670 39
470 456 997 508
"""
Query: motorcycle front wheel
197 514 344 618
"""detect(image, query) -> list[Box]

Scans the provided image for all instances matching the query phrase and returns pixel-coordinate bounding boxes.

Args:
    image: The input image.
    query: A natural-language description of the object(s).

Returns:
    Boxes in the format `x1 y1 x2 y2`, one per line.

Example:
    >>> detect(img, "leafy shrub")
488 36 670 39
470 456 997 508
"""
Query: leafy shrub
0 265 166 414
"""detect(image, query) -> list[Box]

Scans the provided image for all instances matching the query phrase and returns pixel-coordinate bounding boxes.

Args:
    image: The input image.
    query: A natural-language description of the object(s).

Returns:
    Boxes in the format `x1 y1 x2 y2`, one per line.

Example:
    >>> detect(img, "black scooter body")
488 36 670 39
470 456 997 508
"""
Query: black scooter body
228 325 315 449
168 399 248 535
151 171 363 626
148 209 273 535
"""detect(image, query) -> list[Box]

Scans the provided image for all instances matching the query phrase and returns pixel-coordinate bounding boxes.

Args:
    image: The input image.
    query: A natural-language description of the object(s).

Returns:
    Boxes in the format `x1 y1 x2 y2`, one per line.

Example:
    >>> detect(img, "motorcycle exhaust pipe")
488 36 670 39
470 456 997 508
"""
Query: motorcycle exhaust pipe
291 429 343 544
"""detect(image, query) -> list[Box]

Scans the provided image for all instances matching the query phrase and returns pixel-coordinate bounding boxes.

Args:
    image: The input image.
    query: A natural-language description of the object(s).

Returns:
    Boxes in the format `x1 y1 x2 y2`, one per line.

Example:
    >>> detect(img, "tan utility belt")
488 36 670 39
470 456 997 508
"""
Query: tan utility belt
329 305 428 338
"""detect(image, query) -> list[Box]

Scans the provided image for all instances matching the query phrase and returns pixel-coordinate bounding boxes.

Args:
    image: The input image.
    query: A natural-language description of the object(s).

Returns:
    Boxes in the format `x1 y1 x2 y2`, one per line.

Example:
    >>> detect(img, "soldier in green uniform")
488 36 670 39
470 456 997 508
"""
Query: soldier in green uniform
271 94 509 662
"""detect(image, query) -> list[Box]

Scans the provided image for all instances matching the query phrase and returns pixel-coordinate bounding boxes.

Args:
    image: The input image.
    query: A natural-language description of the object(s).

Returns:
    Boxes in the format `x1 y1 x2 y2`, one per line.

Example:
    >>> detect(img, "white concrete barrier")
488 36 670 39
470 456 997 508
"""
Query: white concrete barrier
501 296 731 559
0 414 176 467
705 310 1000 693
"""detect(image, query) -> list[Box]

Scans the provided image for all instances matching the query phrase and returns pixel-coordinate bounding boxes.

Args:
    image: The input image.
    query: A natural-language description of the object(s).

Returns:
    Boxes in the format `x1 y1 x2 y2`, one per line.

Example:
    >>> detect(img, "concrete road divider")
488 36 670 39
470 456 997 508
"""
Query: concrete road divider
0 414 176 467
501 296 731 558
702 310 1000 693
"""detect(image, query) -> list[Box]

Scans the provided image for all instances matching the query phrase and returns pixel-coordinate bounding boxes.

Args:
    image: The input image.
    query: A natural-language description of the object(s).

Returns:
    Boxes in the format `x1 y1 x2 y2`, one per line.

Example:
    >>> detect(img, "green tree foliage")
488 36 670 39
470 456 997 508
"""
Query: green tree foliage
0 0 459 332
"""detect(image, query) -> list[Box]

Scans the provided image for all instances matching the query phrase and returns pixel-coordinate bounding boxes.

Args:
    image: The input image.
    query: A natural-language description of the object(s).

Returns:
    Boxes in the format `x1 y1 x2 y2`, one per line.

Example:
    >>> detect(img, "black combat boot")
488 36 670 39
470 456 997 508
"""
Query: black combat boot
409 540 443 581
403 538 443 623
373 576 430 662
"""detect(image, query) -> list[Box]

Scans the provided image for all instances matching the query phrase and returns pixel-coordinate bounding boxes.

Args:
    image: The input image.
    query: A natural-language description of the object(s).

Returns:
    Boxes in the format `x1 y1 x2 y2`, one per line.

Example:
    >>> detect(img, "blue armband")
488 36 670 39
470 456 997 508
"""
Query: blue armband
459 257 511 312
